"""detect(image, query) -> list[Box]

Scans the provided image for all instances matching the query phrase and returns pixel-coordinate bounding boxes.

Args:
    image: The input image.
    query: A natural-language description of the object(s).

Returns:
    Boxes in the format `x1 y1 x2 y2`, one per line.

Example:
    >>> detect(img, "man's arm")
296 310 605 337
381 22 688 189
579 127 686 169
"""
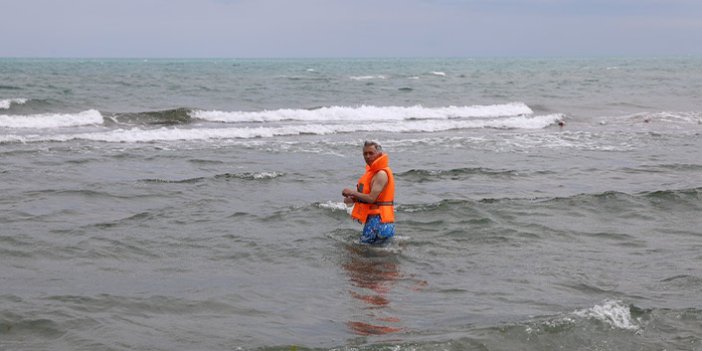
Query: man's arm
342 171 388 204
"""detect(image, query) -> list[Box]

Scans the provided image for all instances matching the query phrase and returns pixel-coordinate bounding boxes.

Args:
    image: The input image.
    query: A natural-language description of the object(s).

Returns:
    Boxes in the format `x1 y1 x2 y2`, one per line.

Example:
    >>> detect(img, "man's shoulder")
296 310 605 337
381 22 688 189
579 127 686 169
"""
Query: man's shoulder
373 169 389 180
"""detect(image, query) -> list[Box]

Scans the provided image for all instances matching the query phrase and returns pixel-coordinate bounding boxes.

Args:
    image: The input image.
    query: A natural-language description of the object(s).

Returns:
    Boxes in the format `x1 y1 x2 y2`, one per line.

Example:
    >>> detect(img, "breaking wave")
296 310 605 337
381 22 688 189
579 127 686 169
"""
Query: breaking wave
191 102 534 123
397 167 525 182
397 187 702 213
0 98 28 110
573 299 641 331
105 108 192 126
0 109 103 128
0 114 563 144
141 171 285 183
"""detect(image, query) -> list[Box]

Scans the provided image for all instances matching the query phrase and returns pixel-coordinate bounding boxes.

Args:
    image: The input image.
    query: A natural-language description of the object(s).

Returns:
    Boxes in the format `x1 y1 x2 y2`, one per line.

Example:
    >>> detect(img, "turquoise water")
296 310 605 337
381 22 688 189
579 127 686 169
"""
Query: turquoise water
1 58 701 350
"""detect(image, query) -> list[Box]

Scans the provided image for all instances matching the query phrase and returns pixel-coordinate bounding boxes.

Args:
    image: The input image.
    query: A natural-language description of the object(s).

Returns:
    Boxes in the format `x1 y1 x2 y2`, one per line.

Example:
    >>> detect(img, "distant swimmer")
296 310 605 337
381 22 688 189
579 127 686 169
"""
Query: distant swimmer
342 141 395 244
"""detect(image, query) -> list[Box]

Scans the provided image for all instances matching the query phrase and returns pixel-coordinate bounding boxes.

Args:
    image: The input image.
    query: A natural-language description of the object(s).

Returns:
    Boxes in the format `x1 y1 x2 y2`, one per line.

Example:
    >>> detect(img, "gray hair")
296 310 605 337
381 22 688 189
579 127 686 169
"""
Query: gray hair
363 140 382 151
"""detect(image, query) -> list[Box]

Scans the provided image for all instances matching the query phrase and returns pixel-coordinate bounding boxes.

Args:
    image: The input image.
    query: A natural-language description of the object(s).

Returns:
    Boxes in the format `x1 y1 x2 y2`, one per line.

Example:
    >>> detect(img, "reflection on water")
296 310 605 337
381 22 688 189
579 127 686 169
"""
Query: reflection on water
342 243 403 336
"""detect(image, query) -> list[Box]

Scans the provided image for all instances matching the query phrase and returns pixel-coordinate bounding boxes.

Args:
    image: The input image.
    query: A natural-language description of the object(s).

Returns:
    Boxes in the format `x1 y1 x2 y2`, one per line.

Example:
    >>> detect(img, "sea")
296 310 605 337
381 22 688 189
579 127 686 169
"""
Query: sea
1 57 701 351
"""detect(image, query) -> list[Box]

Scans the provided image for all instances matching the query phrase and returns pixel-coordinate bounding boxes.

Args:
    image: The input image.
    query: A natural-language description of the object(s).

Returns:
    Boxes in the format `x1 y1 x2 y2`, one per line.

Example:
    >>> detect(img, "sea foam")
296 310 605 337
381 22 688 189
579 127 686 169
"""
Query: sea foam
574 300 640 331
0 113 563 144
317 201 353 214
0 98 28 110
349 75 387 80
0 109 103 129
192 103 534 123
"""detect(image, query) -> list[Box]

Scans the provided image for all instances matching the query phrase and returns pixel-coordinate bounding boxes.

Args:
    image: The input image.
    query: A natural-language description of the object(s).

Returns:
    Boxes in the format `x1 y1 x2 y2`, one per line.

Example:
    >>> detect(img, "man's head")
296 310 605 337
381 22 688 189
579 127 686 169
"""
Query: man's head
362 140 383 166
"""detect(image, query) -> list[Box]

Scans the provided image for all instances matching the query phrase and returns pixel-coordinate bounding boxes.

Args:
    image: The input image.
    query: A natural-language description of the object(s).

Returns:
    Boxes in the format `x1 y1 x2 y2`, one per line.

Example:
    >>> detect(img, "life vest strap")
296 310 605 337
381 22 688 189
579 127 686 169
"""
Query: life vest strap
357 200 394 206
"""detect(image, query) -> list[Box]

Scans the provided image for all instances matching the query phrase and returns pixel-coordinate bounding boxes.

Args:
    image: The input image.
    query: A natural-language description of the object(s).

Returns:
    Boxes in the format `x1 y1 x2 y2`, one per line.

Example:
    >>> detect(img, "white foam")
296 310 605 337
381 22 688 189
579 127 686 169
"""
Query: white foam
0 98 27 110
637 111 701 124
248 171 284 180
573 299 640 331
192 103 534 123
317 201 353 214
1 114 562 144
349 75 386 80
0 135 27 143
375 113 562 132
0 109 103 129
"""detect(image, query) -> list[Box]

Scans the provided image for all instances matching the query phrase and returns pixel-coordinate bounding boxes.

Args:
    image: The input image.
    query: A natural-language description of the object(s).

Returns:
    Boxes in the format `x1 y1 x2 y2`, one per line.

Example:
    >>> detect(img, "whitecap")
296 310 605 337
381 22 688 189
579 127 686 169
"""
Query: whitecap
0 98 28 110
349 75 387 81
192 103 534 123
0 109 103 129
317 201 353 215
573 299 640 331
1 113 563 144
248 171 284 180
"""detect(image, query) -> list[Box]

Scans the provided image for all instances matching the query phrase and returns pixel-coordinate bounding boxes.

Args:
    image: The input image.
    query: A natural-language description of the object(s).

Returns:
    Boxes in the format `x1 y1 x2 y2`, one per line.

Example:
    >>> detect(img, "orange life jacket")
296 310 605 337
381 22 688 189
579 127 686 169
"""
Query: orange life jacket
351 153 395 224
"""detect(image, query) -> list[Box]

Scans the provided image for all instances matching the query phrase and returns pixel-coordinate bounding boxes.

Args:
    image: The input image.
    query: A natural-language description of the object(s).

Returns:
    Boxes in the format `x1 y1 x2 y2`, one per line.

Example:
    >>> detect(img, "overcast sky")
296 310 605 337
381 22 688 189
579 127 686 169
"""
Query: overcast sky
1 0 701 58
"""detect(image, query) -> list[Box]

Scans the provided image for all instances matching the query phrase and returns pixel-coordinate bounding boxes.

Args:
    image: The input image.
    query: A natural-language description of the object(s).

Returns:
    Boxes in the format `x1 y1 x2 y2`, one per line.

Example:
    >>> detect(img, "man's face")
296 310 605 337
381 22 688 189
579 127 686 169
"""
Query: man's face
363 145 381 166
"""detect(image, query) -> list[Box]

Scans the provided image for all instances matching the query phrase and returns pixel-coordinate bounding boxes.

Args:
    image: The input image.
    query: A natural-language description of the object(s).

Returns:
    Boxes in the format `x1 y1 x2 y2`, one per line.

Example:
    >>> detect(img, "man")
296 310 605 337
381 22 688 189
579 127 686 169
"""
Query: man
342 141 395 244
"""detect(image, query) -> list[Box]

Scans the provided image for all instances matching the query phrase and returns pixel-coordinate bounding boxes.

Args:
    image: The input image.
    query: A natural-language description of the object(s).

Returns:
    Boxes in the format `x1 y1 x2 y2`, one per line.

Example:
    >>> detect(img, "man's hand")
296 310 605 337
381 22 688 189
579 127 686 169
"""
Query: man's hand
343 196 355 206
342 170 388 205
342 188 357 206
342 188 356 197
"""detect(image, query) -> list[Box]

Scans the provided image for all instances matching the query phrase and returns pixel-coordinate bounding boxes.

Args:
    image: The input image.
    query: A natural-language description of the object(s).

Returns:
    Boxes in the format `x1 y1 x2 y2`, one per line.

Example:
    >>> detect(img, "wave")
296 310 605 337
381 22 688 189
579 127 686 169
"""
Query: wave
659 274 702 288
526 187 701 206
0 85 23 91
141 171 285 183
551 187 702 207
0 314 65 338
0 114 563 143
599 111 702 126
191 102 534 123
397 167 525 182
1 107 193 129
44 294 258 317
398 187 702 213
626 111 702 124
622 163 702 174
349 75 387 80
484 300 644 337
0 102 546 135
572 299 641 331
0 98 27 110
0 109 103 128
642 187 702 201
429 300 702 351
316 201 353 215
462 300 649 349
105 108 192 126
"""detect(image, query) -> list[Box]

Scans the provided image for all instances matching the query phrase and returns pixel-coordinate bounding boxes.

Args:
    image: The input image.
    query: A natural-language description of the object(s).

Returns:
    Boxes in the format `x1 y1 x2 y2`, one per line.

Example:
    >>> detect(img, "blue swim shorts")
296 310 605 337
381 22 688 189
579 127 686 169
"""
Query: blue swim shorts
360 215 395 245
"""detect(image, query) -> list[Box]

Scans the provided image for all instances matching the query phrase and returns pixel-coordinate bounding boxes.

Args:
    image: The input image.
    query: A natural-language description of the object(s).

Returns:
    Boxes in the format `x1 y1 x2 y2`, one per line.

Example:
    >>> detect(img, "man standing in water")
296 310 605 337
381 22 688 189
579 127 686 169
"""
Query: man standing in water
342 141 395 244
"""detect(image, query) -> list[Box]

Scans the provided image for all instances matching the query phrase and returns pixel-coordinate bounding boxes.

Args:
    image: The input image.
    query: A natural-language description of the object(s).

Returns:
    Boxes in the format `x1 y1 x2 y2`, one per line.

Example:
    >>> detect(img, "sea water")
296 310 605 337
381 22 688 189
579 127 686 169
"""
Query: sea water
1 58 701 350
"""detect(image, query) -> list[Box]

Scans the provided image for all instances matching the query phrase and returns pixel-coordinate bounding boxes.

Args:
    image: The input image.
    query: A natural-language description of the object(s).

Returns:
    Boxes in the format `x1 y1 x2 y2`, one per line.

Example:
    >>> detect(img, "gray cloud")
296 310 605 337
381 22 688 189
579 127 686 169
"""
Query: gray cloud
0 0 700 57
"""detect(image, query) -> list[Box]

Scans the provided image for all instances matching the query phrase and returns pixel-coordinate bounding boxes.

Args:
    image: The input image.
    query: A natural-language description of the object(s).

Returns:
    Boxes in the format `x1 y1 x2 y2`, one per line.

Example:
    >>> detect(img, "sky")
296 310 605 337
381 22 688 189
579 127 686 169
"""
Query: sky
1 0 701 58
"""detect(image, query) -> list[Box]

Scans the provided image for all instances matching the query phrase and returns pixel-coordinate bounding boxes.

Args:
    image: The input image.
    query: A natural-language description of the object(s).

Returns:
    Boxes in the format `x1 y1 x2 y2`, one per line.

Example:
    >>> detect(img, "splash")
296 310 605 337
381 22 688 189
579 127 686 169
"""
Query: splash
0 98 27 110
191 103 534 123
574 299 640 331
0 109 103 128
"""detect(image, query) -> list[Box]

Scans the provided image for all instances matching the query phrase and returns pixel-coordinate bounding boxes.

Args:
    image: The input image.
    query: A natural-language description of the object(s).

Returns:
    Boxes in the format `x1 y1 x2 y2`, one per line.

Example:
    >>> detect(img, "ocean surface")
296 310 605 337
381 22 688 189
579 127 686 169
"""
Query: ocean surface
1 57 701 350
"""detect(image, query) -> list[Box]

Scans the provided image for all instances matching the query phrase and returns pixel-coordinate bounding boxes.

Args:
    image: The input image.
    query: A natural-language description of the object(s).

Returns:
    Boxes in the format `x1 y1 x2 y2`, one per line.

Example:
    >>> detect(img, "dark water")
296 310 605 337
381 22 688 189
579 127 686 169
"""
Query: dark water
1 58 701 350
